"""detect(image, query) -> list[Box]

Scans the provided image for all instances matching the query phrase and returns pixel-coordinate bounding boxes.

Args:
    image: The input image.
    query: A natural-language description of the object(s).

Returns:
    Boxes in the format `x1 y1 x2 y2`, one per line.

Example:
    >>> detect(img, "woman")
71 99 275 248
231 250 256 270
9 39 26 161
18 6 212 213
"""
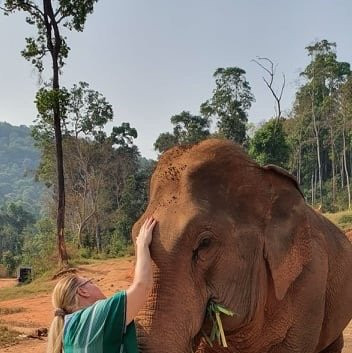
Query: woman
47 217 156 353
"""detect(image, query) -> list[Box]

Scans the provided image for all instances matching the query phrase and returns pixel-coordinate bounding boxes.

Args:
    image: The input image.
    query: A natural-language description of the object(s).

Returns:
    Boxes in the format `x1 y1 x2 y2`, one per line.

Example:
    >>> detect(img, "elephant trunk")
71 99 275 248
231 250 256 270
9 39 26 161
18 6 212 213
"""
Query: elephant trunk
136 307 195 353
136 279 205 353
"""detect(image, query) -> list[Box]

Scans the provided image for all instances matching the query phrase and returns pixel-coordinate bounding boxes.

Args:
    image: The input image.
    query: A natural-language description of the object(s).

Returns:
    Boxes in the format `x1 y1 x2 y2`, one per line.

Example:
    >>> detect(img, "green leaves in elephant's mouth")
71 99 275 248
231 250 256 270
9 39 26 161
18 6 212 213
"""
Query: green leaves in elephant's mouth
201 302 235 348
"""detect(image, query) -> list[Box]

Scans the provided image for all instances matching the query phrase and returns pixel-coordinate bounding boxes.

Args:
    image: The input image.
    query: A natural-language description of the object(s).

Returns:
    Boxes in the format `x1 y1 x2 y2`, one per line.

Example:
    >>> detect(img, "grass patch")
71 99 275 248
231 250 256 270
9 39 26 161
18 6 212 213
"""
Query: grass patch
0 257 132 303
0 270 56 302
0 307 26 315
324 210 352 230
0 326 19 347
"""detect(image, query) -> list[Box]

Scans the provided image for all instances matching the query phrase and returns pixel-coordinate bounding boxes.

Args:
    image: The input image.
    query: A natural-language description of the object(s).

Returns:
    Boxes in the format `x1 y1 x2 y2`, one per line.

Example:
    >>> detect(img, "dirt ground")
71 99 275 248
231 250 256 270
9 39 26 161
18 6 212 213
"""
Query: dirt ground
0 258 134 352
0 257 351 353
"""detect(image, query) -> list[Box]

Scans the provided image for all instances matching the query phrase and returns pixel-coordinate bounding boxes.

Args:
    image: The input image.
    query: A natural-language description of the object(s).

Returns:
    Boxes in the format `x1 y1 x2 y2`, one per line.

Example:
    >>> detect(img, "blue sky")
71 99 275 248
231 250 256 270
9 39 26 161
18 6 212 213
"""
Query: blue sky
1 0 351 159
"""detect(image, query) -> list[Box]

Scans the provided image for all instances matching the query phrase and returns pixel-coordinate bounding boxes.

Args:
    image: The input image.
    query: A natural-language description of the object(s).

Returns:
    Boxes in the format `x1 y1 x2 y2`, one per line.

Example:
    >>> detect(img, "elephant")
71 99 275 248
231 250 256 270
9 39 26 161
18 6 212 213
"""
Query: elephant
132 139 352 353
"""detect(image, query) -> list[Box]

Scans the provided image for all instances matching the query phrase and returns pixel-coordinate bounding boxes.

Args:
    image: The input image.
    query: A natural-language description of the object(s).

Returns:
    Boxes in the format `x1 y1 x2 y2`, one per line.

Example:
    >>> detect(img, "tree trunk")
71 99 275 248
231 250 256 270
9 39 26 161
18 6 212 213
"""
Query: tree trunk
342 125 351 209
94 215 102 253
297 143 301 184
311 172 314 205
341 154 344 189
78 224 83 248
330 126 336 206
310 69 322 207
314 168 318 206
44 0 68 267
312 112 322 205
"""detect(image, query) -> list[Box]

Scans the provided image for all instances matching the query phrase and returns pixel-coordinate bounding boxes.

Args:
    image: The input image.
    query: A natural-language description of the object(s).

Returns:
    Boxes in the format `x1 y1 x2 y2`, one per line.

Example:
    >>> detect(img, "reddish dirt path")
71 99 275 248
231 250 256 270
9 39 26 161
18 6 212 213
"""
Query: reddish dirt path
0 257 351 353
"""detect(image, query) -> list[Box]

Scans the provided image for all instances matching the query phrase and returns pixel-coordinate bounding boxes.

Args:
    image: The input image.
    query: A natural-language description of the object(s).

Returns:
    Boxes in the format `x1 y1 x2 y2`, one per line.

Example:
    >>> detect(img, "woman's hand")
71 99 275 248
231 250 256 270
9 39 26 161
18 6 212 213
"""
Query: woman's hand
136 217 157 248
126 217 156 325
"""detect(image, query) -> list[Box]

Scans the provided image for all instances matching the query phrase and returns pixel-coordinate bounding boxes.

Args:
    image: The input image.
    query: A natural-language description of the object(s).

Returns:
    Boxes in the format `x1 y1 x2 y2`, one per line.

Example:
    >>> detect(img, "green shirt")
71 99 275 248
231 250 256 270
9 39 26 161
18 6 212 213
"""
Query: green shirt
63 290 138 353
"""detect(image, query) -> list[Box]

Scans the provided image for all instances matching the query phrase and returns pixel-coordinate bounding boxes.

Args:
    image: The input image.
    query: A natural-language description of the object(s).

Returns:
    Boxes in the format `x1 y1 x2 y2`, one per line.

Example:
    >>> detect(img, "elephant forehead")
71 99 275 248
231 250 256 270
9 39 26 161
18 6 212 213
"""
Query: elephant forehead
148 165 268 228
151 204 213 253
150 138 258 199
186 164 266 205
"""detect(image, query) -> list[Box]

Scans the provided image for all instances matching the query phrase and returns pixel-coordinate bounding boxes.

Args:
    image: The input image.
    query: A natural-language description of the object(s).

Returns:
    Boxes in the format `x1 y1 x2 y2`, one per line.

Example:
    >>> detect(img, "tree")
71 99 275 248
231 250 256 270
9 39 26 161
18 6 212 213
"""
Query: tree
32 81 114 143
171 111 210 144
339 75 352 209
249 118 290 168
1 0 99 266
35 91 139 250
252 57 285 120
290 39 350 209
154 111 210 154
114 158 155 241
154 133 178 154
65 81 114 140
33 79 139 251
201 67 254 144
0 202 35 273
0 122 43 213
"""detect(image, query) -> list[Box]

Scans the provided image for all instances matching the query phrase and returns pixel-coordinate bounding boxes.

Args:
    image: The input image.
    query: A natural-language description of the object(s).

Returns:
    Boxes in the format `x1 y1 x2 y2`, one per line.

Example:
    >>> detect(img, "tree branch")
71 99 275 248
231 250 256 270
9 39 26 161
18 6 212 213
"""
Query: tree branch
54 6 62 18
252 56 286 120
56 14 66 25
22 1 45 19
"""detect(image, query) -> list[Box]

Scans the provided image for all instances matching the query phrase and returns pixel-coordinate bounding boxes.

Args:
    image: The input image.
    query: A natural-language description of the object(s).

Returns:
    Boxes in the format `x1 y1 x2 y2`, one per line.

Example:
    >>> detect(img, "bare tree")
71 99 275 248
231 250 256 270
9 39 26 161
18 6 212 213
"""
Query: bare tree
252 57 286 120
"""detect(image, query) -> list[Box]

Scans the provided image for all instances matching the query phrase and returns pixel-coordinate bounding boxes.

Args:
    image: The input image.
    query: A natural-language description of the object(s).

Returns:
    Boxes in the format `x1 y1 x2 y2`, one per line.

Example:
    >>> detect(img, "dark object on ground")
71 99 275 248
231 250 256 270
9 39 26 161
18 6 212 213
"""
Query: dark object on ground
17 267 32 284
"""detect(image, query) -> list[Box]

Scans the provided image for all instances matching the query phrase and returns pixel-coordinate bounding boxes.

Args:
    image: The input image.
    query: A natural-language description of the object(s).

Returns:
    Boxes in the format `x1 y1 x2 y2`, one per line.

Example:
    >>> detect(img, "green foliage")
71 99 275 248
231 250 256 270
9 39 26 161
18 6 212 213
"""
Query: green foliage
113 158 155 242
1 0 101 265
287 39 352 210
171 111 210 144
324 210 352 230
65 81 113 138
154 132 179 154
1 0 98 72
1 251 19 276
201 67 254 144
32 81 117 144
0 122 44 212
32 81 137 149
154 111 210 154
20 217 57 275
32 87 70 143
0 202 36 276
338 214 352 226
110 123 138 147
108 231 130 257
249 118 290 168
31 134 151 256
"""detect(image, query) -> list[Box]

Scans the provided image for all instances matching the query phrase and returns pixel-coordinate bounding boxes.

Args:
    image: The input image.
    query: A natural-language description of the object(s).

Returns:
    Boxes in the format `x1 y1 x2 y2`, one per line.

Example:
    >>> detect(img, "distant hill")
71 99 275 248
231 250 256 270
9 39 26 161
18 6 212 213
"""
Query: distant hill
0 121 44 214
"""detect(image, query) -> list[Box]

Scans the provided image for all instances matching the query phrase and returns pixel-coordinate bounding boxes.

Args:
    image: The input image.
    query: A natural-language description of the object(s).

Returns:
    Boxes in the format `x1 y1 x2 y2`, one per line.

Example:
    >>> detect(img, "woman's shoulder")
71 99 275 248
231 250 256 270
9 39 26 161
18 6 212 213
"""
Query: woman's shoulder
65 290 127 328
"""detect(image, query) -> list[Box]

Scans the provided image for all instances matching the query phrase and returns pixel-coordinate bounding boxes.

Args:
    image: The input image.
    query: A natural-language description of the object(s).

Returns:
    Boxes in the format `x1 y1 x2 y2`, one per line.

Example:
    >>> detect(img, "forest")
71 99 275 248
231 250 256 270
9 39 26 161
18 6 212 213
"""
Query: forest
0 3 351 276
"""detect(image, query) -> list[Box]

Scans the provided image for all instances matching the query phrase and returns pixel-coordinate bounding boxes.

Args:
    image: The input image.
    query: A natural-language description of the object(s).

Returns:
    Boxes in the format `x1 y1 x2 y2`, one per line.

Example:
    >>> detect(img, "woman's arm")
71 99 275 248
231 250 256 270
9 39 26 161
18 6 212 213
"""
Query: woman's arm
126 217 156 325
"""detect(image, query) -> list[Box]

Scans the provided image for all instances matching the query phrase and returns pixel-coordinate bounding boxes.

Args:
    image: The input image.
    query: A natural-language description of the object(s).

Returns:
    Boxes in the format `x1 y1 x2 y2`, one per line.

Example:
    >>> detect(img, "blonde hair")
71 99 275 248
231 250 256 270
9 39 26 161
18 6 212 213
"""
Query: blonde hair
47 275 81 353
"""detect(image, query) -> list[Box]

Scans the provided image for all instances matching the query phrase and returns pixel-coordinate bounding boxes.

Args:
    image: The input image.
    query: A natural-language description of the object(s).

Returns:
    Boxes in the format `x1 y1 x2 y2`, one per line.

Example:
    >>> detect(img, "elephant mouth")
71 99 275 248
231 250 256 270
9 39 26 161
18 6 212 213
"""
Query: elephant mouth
194 300 235 350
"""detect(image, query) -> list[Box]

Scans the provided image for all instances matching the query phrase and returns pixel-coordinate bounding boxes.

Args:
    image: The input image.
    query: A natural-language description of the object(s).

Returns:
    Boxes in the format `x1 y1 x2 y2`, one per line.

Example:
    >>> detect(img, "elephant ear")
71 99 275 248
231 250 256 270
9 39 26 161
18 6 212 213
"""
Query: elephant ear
262 164 312 301
264 164 305 199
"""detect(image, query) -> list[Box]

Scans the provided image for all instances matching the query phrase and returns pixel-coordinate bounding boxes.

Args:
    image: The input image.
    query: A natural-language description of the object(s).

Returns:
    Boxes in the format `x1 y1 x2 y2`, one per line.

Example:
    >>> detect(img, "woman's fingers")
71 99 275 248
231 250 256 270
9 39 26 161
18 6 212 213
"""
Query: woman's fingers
148 217 155 226
145 217 155 228
149 219 157 230
138 217 157 238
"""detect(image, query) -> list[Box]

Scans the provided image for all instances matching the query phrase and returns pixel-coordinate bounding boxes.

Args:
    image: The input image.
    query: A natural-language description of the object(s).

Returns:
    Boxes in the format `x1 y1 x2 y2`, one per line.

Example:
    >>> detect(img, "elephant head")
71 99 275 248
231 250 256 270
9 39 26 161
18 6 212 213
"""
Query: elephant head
132 139 312 353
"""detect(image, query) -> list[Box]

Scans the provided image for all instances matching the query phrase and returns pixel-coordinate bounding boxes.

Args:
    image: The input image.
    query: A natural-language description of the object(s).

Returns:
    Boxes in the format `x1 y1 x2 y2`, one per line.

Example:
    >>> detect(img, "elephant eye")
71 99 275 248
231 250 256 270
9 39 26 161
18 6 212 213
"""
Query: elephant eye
192 236 212 264
199 237 211 249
